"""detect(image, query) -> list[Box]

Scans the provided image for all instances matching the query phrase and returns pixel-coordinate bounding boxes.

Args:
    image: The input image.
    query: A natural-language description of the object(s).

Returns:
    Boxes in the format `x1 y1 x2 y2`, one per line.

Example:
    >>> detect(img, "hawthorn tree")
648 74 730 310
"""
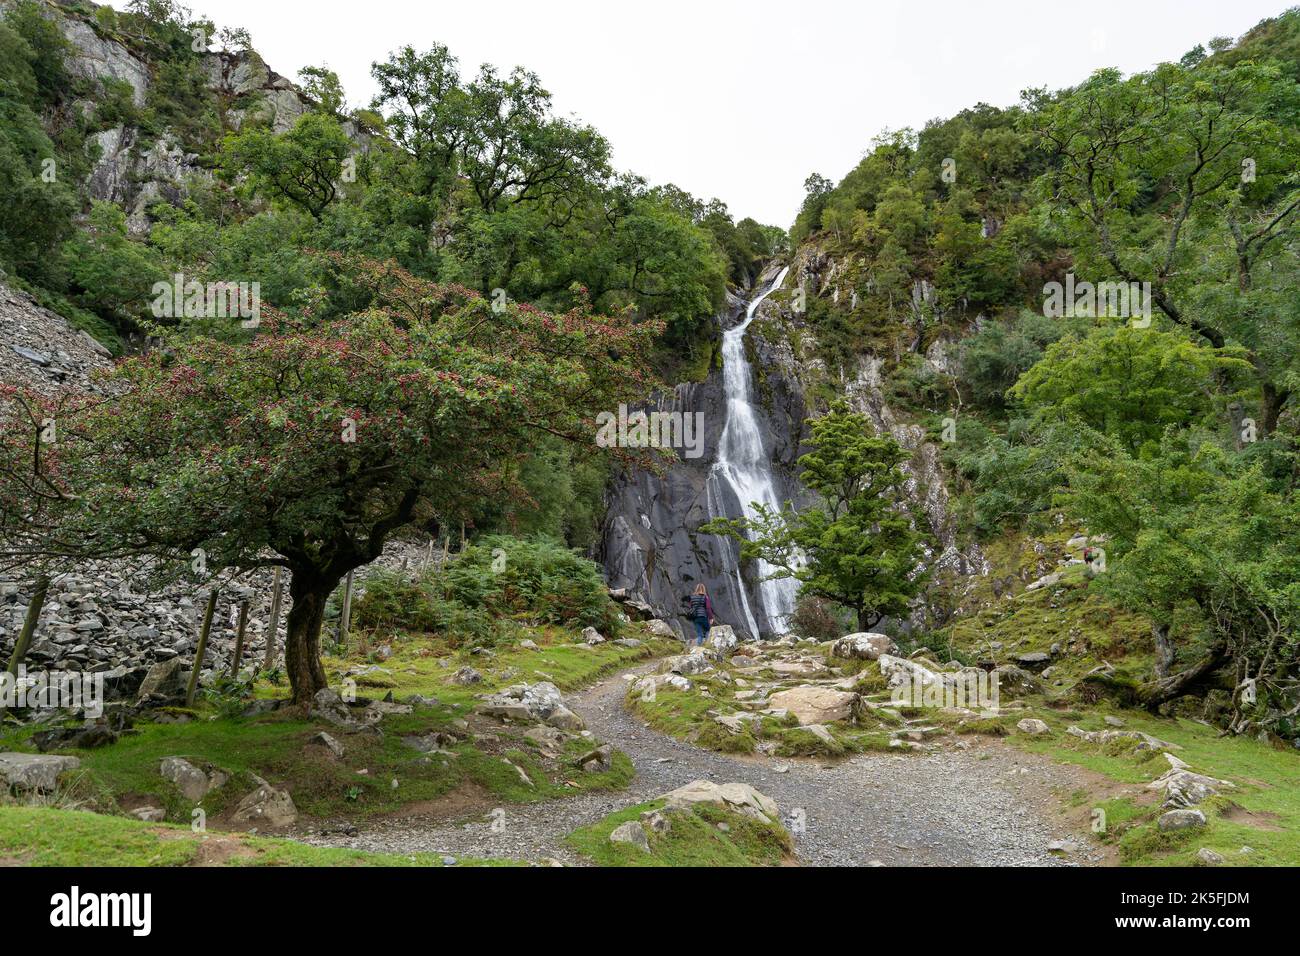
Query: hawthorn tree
0 255 660 703
703 403 929 631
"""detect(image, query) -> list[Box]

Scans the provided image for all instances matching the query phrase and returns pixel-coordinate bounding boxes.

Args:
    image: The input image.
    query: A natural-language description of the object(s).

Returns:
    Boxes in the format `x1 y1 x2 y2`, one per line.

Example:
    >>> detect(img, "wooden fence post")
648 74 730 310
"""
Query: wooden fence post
185 589 219 707
263 568 284 668
337 571 355 650
2 574 49 715
6 574 49 676
229 599 249 678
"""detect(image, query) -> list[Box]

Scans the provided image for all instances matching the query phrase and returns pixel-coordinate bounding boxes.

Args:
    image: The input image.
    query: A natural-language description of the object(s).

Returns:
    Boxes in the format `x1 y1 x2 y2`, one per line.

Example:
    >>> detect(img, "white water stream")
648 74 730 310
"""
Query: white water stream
706 266 796 637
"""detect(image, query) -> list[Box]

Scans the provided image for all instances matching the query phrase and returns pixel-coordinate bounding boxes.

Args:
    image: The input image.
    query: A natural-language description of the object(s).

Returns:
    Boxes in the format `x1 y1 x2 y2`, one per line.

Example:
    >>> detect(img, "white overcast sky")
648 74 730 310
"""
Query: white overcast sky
115 0 1290 227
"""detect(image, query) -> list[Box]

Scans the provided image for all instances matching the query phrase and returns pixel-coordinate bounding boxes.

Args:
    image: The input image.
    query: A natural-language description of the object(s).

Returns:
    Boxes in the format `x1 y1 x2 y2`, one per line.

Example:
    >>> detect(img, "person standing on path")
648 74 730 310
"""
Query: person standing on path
686 583 714 646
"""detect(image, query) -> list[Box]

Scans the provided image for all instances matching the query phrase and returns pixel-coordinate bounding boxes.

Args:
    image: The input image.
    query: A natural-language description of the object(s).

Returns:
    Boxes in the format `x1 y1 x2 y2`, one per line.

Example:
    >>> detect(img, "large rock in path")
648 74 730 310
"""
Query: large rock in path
768 686 858 726
829 633 896 661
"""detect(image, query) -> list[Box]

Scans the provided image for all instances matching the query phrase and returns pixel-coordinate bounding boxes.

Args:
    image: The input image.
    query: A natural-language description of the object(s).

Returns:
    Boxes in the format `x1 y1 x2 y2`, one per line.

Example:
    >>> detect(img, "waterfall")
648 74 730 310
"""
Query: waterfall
706 266 797 637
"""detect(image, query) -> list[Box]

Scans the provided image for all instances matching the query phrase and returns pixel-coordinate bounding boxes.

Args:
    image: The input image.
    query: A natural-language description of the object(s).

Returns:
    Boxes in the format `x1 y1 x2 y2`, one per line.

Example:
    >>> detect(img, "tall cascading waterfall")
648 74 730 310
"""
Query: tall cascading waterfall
705 266 798 637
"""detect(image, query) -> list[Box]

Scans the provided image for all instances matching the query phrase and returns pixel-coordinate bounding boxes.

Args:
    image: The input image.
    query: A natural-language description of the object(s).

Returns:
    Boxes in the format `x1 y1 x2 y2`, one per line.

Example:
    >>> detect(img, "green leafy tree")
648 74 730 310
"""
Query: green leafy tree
1026 60 1300 431
223 113 352 220
0 18 76 280
957 309 1070 412
370 45 611 217
704 404 929 630
298 65 346 115
1065 432 1300 734
1010 323 1251 455
61 202 166 329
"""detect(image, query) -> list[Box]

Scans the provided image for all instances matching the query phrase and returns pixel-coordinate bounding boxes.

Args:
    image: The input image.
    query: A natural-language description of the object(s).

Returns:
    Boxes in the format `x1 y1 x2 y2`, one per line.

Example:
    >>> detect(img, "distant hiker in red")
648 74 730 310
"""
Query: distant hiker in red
687 584 714 646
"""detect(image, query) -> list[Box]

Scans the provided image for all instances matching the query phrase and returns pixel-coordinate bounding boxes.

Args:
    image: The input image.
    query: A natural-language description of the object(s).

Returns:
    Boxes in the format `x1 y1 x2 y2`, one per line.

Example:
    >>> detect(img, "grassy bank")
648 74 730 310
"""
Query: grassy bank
0 805 508 866
565 799 794 867
0 625 674 829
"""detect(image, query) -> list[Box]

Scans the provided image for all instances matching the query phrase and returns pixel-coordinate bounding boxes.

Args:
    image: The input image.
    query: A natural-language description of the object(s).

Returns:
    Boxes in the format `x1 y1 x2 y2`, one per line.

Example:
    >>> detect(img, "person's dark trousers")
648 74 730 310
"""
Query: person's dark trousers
693 617 708 645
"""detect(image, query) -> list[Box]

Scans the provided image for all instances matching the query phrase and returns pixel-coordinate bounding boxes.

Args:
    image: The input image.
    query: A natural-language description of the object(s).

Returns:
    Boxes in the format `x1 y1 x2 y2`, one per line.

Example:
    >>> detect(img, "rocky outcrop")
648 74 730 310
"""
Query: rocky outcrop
0 752 80 792
474 681 586 733
1066 725 1181 752
231 775 298 827
609 820 650 852
1146 764 1235 809
659 779 780 824
59 12 149 107
706 624 739 653
829 632 896 661
87 128 213 236
842 354 982 583
767 685 858 726
30 2 374 236
1157 808 1206 831
159 756 227 802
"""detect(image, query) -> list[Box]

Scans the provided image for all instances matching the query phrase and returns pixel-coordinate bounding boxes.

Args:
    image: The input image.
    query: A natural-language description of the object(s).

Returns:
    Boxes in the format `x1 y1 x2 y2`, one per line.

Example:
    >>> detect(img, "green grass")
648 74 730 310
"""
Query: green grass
626 683 720 740
308 623 674 706
1011 707 1300 866
924 526 1300 867
0 619 677 867
565 800 793 867
1 702 634 823
0 624 672 827
942 529 1155 692
0 805 504 866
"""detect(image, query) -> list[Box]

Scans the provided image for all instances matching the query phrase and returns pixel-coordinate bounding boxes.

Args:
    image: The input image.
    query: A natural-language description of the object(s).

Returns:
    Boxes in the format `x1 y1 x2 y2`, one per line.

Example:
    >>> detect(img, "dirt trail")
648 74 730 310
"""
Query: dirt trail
298 662 1106 866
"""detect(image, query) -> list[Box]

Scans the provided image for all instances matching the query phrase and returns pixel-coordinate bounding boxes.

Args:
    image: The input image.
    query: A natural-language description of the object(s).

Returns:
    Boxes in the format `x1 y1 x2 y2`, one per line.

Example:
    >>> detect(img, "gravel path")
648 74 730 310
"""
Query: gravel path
299 663 1102 866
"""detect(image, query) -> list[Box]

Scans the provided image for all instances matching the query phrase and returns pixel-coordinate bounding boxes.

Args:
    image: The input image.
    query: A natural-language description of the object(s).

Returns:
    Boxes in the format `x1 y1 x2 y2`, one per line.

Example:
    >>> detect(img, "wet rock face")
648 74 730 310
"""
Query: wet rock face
599 270 809 641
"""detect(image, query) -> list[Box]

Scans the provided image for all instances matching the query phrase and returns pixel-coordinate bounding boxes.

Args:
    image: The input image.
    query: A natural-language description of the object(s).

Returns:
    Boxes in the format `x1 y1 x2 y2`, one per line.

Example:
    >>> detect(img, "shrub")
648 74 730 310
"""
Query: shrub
790 594 848 642
350 569 494 646
957 309 1071 413
442 535 618 635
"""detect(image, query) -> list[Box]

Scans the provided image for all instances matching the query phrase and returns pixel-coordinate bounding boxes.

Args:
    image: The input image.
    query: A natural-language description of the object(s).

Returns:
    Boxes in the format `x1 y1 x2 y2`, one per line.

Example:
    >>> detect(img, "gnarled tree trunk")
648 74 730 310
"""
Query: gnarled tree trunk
1152 623 1176 680
285 568 333 705
1137 640 1227 709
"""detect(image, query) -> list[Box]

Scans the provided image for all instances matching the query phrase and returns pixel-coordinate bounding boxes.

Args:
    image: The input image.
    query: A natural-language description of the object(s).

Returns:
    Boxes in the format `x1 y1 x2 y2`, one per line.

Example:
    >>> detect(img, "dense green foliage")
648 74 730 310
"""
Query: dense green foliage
440 535 620 635
350 569 495 646
790 9 1300 732
0 0 786 552
4 0 1299 737
353 534 623 640
0 5 780 353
